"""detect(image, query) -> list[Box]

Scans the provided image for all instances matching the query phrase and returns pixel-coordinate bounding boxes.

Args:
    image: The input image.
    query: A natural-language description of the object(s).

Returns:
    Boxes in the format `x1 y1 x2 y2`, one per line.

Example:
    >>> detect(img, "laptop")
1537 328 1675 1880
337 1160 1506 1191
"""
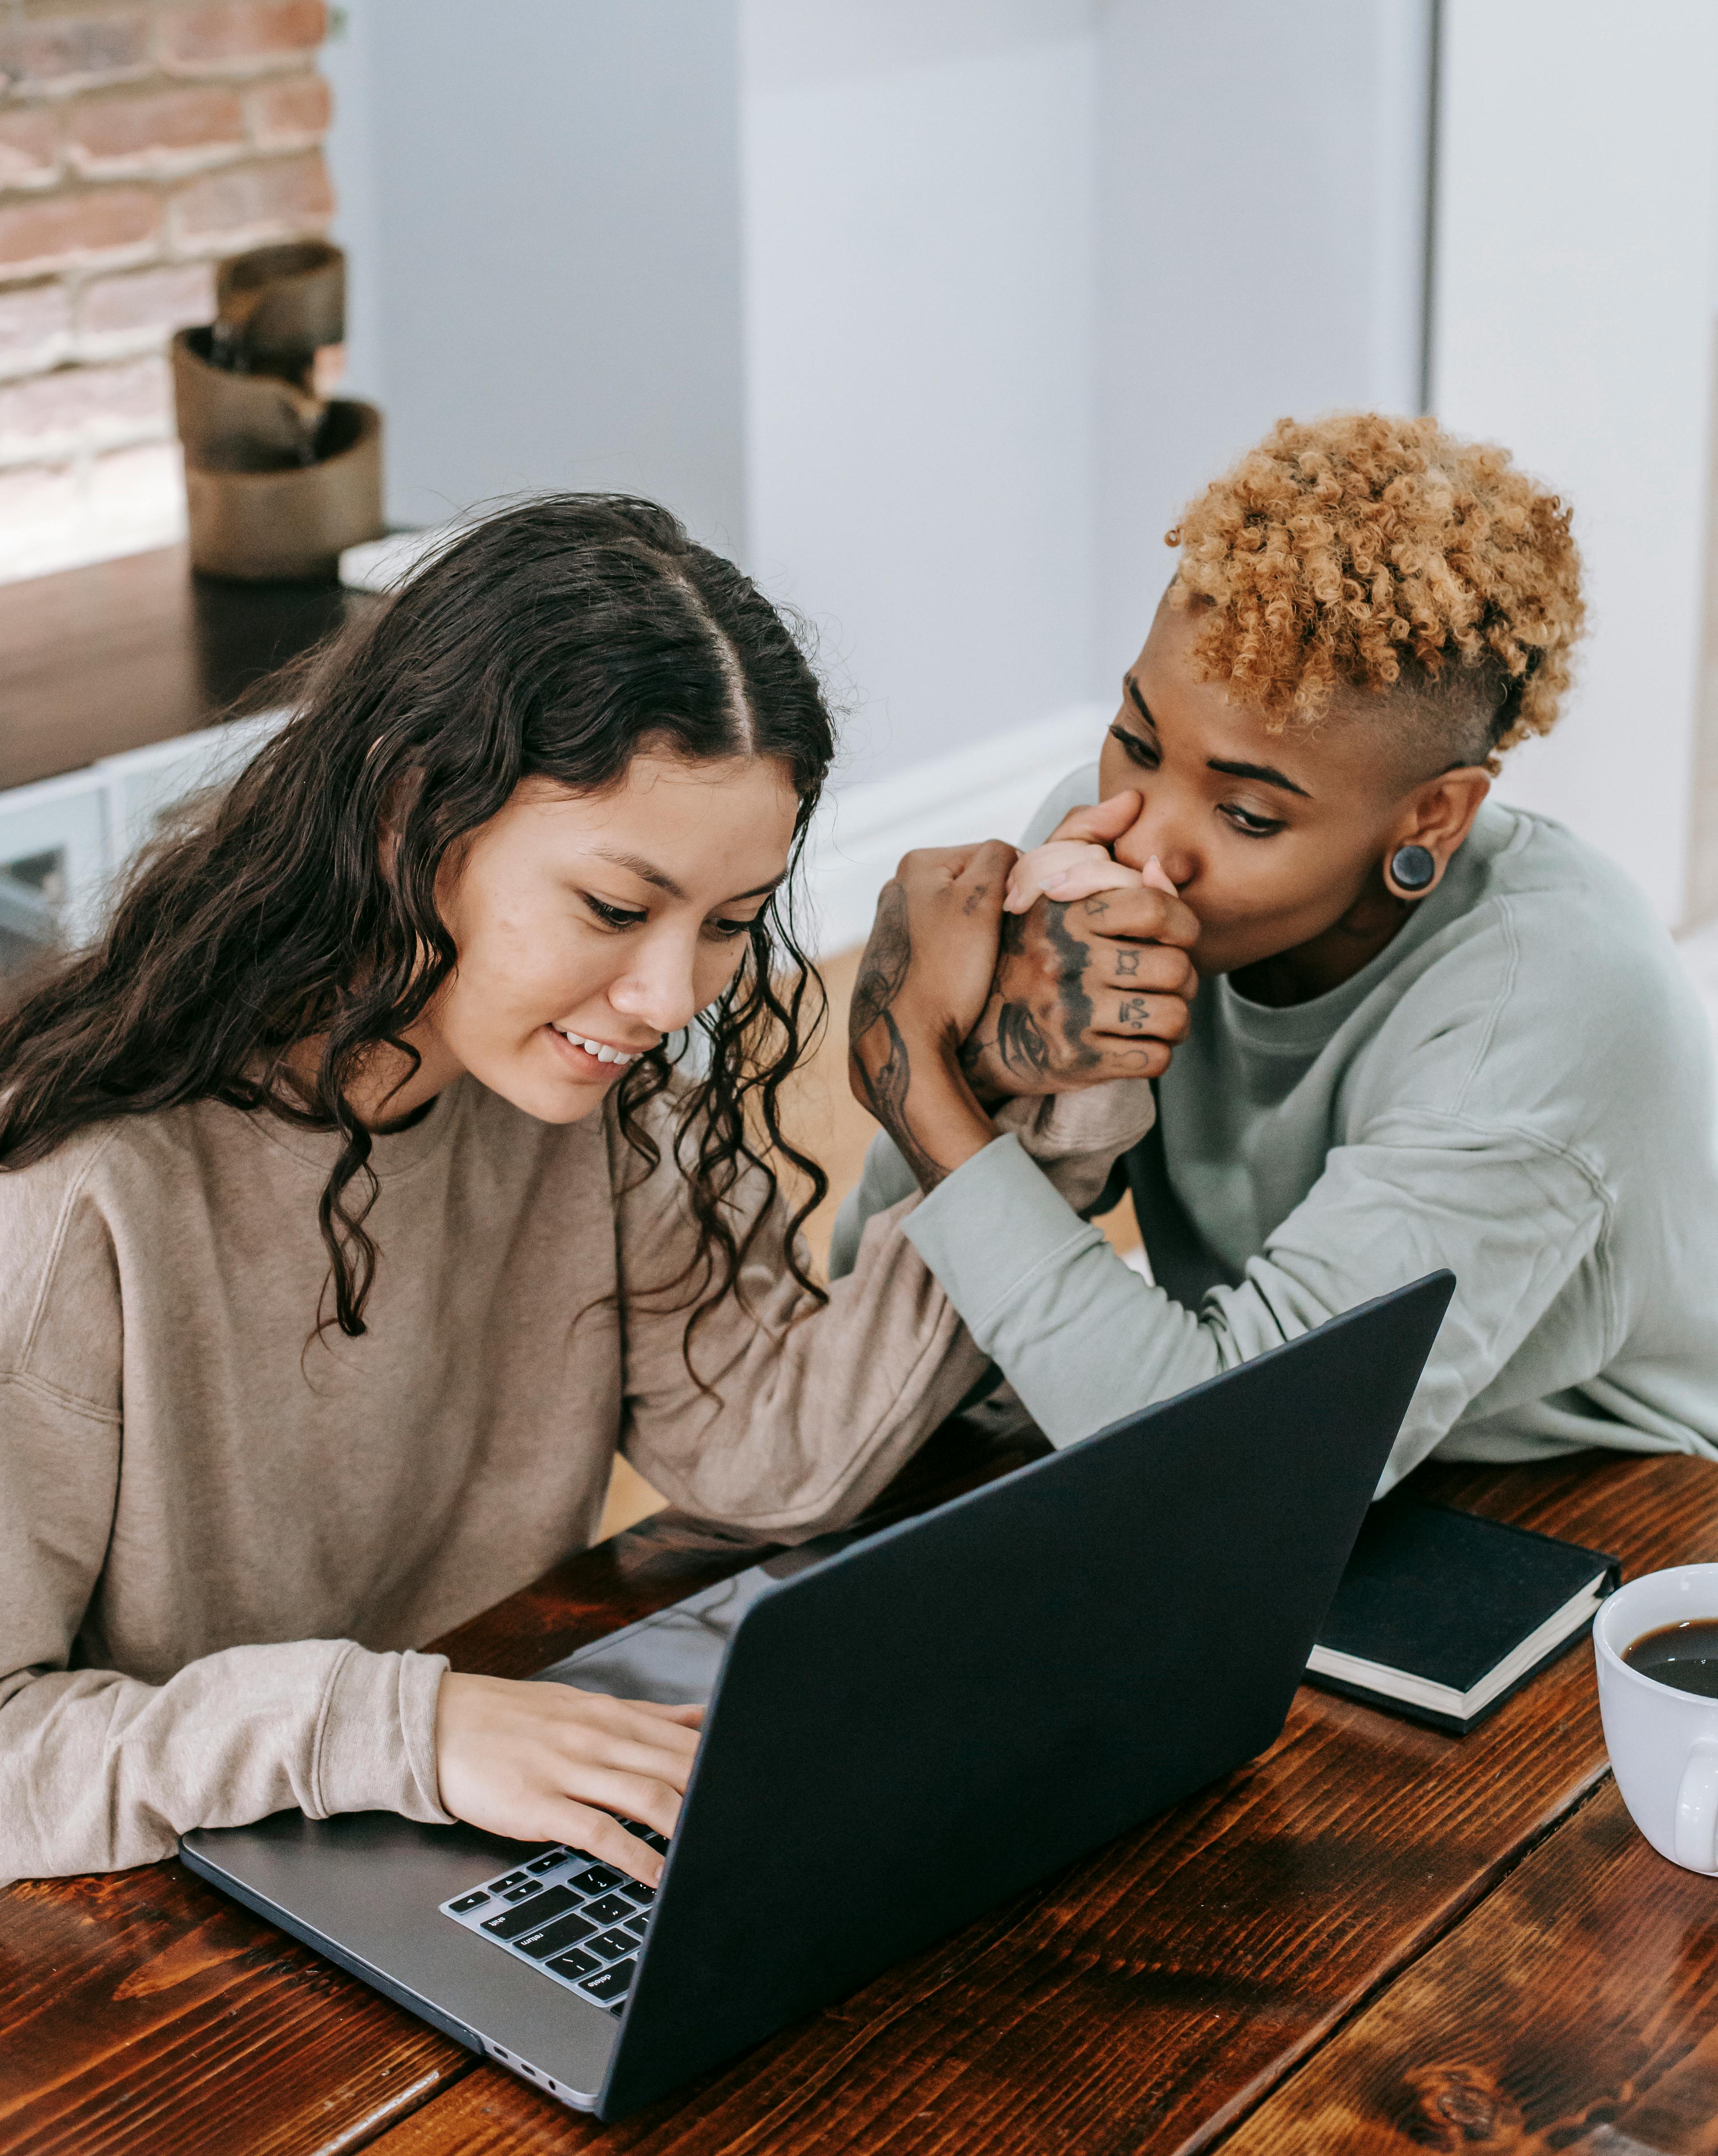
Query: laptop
181 1270 1452 2120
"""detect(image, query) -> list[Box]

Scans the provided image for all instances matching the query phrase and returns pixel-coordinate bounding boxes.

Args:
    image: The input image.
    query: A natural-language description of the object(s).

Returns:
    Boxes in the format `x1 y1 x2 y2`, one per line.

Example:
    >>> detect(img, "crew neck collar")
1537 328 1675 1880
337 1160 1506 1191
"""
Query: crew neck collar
242 1076 464 1175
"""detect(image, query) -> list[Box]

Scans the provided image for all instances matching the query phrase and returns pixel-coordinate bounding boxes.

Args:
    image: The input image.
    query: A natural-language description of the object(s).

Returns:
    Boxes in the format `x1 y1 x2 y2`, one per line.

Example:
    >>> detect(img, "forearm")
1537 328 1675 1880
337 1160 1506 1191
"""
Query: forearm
828 1130 919 1279
902 1136 1230 1447
622 1185 992 1541
898 1117 1606 1490
831 1082 1157 1283
0 1641 449 1879
849 1021 995 1192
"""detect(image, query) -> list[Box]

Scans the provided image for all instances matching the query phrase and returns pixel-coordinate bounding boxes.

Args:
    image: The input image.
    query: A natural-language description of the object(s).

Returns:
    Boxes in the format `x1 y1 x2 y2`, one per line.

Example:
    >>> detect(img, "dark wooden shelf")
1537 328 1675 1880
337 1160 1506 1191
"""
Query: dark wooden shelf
0 544 356 795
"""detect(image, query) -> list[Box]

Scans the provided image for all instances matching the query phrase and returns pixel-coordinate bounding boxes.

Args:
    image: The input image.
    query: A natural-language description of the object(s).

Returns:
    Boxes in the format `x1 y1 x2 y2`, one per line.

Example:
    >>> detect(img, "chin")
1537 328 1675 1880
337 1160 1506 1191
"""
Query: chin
480 1069 613 1125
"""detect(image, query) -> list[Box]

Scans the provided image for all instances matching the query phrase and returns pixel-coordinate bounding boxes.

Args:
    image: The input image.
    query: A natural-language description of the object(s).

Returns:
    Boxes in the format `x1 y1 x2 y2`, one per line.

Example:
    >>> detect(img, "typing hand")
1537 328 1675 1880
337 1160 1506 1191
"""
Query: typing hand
961 799 1200 1101
435 1672 703 1887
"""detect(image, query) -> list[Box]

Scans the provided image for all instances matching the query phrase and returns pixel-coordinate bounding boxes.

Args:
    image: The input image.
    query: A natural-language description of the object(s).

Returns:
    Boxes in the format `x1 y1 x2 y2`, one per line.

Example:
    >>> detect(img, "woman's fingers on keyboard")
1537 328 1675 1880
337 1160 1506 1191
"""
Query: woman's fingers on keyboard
554 1804 671 1887
555 1766 683 1851
433 1673 700 1883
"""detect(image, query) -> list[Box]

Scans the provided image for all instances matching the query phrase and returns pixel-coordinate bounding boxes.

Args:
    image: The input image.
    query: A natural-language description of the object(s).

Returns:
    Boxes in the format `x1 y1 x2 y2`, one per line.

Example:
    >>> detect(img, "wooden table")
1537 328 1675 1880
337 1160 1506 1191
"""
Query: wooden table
0 544 351 793
4 1431 1717 2156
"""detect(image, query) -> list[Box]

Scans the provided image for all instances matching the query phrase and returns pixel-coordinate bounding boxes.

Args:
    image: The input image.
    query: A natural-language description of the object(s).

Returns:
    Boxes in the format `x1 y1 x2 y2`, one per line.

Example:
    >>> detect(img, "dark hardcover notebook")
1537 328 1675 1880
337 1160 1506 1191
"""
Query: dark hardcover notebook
1306 1494 1620 1734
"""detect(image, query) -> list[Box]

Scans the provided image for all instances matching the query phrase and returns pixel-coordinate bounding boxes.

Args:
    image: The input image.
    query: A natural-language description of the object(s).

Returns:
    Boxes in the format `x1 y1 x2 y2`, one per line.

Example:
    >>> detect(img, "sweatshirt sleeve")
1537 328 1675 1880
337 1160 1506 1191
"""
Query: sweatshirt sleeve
828 1079 1153 1281
614 1081 1155 1537
0 1168 449 1880
900 1109 1609 1492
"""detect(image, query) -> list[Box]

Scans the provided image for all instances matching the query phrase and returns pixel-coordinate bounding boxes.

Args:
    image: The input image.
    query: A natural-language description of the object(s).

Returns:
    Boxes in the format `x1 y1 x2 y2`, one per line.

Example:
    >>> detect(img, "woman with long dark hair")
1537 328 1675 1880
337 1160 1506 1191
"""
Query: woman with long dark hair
0 497 1151 1884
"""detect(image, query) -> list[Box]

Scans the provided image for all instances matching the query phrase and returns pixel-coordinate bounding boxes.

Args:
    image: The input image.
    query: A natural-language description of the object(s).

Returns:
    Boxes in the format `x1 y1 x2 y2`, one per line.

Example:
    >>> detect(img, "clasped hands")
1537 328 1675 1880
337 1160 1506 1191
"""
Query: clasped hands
847 792 1200 1191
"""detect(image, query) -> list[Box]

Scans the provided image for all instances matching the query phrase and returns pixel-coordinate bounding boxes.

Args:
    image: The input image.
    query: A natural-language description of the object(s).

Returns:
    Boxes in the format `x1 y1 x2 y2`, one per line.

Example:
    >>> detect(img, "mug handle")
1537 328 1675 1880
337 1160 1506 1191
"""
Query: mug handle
1674 1737 1718 1870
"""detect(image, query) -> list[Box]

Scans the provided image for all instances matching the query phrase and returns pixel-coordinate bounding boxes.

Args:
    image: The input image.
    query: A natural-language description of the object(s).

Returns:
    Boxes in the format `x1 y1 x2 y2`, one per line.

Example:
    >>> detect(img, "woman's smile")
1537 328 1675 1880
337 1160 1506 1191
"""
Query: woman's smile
544 1022 652 1078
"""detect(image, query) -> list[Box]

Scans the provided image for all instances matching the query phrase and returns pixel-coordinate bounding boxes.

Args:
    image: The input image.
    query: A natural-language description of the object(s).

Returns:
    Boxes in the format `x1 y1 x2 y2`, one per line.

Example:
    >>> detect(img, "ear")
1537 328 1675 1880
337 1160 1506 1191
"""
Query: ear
1382 768 1491 900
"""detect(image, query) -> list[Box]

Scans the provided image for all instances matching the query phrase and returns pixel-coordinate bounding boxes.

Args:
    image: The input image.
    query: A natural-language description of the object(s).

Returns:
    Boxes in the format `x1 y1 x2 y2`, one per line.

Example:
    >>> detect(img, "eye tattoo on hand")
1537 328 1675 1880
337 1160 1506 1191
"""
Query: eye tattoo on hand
995 1001 1050 1077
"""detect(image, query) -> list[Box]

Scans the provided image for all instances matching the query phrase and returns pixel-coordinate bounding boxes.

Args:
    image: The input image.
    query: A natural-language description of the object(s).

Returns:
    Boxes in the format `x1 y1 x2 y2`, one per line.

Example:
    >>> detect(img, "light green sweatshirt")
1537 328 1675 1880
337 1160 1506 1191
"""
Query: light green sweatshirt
832 772 1718 1491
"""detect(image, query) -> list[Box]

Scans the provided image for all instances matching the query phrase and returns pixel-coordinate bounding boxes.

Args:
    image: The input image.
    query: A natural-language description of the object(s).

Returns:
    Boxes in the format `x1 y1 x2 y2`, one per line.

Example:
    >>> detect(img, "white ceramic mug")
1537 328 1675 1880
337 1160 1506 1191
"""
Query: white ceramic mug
1595 1564 1718 1874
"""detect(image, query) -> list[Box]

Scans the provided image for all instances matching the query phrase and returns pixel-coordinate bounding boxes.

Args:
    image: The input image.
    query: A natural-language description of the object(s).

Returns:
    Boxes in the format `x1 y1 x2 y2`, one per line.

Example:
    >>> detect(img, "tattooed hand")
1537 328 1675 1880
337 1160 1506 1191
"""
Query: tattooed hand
848 842 1017 1191
959 801 1200 1101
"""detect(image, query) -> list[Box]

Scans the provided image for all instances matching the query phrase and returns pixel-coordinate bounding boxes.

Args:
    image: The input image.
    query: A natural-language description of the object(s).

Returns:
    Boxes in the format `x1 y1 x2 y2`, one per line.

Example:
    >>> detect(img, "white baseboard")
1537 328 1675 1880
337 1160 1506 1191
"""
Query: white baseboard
801 703 1105 957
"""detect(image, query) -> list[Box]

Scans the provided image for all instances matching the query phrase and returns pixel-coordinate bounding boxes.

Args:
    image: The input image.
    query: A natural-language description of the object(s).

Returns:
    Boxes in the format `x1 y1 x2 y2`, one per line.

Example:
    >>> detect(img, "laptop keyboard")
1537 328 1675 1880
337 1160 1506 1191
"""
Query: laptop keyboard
439 1822 668 2016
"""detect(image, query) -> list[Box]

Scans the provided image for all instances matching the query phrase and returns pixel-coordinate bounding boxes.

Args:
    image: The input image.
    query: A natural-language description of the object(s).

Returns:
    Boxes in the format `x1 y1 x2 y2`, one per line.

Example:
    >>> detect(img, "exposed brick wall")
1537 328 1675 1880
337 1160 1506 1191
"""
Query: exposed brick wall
0 0 333 583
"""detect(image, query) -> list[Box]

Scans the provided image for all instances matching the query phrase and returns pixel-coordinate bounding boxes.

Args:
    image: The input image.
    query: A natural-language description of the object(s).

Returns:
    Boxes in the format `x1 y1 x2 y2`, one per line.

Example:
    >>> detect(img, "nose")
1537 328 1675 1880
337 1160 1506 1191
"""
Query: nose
1109 793 1197 891
607 931 702 1039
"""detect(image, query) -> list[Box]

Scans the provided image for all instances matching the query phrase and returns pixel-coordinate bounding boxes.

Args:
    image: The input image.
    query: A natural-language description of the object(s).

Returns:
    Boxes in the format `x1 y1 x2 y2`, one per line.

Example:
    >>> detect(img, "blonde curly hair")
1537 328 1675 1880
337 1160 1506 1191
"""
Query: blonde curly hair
1166 412 1585 771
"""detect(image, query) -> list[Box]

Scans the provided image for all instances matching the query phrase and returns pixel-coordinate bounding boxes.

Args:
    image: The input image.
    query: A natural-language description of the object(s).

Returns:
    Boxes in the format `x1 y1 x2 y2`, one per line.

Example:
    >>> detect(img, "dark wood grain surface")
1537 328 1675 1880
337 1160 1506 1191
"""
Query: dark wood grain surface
1222 1775 1718 2153
0 543 351 792
0 1858 467 2155
2 1446 1712 2156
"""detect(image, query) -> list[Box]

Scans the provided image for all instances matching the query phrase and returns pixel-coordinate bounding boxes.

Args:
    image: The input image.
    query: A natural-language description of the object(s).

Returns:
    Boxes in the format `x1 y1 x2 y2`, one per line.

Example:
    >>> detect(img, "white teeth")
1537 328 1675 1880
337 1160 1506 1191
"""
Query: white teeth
552 1024 636 1066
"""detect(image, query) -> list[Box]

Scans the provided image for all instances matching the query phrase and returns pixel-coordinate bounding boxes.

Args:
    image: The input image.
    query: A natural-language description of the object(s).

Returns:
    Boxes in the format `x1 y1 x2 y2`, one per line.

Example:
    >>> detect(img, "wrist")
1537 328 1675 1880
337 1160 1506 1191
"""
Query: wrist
850 1018 996 1192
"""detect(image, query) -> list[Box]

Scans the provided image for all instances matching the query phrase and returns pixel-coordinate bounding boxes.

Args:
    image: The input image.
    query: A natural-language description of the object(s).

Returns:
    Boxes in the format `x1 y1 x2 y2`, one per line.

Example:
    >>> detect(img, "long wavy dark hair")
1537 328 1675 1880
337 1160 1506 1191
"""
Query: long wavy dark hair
0 495 836 1360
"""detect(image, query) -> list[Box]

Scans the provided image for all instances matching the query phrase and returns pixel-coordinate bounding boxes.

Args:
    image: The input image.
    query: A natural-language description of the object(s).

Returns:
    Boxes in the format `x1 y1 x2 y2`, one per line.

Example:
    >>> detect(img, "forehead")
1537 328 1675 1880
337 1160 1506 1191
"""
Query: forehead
1131 601 1405 799
507 754 799 885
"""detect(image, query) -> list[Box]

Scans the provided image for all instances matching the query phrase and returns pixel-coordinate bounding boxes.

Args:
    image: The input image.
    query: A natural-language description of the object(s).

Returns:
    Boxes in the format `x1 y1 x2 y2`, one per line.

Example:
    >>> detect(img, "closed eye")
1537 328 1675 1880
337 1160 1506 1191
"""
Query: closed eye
584 894 648 931
1220 803 1285 837
1109 723 1159 769
706 912 763 942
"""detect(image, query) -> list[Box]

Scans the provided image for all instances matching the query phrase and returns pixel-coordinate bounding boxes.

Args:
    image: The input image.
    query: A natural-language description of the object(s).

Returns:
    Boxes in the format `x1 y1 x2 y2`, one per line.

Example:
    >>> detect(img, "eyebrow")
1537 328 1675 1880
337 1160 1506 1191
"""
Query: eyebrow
1206 757 1312 800
1123 676 1312 801
585 846 783 905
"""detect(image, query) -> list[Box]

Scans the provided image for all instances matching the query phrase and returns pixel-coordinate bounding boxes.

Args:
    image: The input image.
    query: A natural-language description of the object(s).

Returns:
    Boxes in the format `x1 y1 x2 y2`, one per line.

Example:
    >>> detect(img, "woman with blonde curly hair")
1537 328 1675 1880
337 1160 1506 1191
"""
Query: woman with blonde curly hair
834 411 1718 1487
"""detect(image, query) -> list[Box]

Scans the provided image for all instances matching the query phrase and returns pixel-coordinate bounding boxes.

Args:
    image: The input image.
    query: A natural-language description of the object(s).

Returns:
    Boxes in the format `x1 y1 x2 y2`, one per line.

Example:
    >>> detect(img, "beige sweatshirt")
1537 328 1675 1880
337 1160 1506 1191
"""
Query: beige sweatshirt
0 1072 1150 1879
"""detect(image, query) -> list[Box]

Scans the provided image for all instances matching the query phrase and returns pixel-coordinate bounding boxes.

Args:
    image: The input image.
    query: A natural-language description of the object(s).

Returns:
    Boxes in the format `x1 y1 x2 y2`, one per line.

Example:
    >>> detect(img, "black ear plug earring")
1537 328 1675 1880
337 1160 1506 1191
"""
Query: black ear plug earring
1387 843 1436 896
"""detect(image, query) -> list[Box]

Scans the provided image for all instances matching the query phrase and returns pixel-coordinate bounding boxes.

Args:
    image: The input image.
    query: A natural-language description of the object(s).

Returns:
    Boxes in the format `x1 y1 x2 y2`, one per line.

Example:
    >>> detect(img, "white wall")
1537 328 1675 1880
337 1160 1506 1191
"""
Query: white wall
1093 0 1433 684
1433 0 1718 928
324 0 1718 932
322 0 748 552
739 0 1099 783
318 2 385 411
323 0 1441 798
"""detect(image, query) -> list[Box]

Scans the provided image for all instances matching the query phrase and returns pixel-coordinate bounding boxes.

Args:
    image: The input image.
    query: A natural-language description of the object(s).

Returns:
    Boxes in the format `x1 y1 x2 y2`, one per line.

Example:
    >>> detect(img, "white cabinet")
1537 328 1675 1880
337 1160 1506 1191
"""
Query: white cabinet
0 708 290 977
0 770 110 966
99 709 289 868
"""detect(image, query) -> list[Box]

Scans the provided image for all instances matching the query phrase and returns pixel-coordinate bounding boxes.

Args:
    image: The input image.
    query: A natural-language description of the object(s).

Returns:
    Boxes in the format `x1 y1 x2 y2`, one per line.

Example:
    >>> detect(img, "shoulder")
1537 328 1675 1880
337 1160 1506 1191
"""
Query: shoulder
0 1113 139 1249
0 1119 131 1407
1382 805 1713 1140
1022 763 1104 849
1459 804 1696 1018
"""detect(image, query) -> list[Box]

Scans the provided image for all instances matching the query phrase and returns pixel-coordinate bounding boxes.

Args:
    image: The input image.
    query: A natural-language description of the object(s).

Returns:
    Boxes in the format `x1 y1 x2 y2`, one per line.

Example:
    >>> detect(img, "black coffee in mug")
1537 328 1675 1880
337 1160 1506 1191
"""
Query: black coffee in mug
1623 1618 1718 1698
